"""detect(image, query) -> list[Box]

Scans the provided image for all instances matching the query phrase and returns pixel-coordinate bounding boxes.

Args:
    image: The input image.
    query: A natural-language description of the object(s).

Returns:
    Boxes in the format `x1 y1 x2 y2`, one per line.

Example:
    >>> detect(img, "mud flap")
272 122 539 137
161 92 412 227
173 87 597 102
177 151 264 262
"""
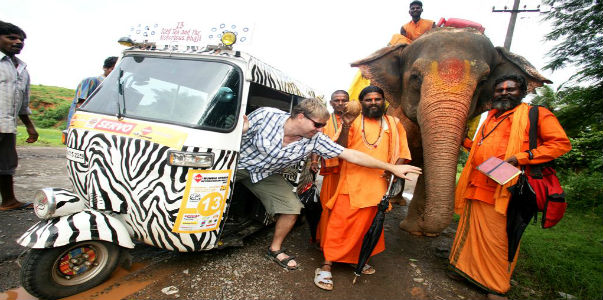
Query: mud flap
16 210 135 249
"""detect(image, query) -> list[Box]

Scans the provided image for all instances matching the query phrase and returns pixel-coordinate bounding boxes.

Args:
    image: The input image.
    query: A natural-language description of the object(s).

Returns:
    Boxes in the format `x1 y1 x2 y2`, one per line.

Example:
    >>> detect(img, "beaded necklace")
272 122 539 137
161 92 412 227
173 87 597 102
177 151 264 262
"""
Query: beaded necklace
361 115 384 149
478 113 511 145
331 113 340 131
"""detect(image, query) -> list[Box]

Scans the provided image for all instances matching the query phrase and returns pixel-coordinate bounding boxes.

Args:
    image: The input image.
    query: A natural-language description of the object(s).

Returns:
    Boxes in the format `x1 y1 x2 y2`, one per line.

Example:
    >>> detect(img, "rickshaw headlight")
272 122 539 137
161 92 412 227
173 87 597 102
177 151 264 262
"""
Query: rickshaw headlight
168 151 214 168
221 31 236 46
33 188 56 219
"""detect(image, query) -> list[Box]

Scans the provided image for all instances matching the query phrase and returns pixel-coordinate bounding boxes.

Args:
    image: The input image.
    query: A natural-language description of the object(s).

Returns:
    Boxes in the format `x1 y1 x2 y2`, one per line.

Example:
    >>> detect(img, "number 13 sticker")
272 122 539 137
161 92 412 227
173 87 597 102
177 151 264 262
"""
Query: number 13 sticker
173 170 232 233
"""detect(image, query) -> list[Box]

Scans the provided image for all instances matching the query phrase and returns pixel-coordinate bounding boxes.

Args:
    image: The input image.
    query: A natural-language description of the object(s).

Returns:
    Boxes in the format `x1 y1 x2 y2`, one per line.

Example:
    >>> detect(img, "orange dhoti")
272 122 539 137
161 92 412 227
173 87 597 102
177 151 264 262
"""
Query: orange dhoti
316 172 339 248
449 199 518 294
323 194 384 263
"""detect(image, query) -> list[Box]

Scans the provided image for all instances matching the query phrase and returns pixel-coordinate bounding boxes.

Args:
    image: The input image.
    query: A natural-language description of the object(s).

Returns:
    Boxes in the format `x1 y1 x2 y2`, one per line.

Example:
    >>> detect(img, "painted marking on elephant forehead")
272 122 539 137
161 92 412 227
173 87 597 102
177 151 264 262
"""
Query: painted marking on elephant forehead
427 60 473 92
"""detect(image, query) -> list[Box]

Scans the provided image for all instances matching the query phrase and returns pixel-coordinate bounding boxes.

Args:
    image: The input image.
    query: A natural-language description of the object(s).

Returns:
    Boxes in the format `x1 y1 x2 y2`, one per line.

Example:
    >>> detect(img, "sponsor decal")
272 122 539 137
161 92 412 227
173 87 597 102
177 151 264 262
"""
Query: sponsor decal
173 170 232 233
66 148 86 164
94 119 137 134
142 126 153 135
86 118 99 128
70 113 189 149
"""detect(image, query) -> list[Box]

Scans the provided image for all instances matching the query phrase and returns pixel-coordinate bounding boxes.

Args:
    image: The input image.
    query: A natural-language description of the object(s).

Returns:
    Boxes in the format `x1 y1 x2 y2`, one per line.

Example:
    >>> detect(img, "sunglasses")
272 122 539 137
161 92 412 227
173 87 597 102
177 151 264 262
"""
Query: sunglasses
303 113 326 128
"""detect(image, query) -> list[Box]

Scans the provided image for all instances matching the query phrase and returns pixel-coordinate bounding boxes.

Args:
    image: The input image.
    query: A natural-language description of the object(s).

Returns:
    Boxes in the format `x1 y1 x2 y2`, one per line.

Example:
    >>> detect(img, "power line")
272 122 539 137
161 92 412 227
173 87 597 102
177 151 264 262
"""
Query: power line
492 0 541 50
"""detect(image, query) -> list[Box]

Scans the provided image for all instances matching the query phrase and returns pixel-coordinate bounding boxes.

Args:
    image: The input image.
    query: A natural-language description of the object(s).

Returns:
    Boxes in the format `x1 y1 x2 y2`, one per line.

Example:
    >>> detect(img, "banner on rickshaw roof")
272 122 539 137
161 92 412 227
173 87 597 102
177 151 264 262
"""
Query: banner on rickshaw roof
127 21 255 50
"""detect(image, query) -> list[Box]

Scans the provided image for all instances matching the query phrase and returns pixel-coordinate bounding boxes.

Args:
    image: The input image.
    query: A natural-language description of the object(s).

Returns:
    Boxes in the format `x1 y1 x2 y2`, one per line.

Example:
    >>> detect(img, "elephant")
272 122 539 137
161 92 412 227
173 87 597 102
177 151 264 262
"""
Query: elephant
351 27 551 236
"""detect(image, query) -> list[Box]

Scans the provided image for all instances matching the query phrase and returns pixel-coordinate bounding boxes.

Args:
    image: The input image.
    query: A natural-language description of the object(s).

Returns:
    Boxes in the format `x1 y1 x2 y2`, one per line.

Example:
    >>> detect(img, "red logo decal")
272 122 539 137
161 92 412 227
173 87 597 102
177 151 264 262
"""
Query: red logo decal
194 174 203 182
94 119 137 134
142 126 153 135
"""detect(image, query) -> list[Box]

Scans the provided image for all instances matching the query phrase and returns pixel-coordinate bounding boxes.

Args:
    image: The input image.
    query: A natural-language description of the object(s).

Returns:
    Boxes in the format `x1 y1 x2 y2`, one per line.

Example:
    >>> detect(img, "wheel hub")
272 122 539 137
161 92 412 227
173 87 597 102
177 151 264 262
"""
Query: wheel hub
58 246 97 278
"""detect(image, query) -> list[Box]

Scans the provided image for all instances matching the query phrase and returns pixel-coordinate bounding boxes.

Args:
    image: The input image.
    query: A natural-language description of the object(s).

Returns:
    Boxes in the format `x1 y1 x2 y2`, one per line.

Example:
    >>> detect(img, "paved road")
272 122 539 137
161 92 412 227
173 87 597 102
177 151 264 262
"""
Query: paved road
0 147 485 299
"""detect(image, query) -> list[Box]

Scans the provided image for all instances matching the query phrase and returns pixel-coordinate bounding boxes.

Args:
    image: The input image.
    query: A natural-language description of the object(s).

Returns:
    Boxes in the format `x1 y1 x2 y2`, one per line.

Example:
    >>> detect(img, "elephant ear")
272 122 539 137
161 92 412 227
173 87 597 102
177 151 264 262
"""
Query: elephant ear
351 43 407 107
495 46 553 93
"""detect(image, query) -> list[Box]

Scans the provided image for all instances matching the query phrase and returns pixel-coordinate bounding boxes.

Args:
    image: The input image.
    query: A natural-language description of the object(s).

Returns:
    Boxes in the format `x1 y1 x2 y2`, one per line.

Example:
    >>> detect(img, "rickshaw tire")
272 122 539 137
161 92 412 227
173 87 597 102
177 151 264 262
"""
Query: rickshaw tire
20 241 122 300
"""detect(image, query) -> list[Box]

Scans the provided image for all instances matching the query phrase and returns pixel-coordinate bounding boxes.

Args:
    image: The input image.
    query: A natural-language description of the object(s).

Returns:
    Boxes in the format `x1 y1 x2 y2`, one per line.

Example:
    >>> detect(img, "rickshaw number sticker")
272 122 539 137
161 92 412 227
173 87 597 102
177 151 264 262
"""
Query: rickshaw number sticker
173 170 232 233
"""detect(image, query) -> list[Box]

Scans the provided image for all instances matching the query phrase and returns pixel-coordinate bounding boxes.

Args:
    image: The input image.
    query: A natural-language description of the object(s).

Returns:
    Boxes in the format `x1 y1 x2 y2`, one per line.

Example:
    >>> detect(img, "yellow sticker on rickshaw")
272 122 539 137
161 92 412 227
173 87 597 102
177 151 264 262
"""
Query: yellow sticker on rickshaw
70 113 188 149
172 169 232 233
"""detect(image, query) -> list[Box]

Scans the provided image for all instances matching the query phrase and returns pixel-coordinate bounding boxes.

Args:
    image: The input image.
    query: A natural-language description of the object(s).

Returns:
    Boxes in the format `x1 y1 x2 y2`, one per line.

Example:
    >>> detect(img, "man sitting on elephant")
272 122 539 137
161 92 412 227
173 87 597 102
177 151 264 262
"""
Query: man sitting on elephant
389 0 435 46
449 75 571 299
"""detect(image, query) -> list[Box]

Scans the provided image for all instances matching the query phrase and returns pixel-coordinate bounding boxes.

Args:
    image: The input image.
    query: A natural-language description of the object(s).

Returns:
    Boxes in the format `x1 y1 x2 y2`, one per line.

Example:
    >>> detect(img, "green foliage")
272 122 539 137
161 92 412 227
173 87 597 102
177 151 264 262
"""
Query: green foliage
542 0 603 84
556 131 603 172
554 86 602 137
558 170 603 210
510 210 603 300
27 84 74 129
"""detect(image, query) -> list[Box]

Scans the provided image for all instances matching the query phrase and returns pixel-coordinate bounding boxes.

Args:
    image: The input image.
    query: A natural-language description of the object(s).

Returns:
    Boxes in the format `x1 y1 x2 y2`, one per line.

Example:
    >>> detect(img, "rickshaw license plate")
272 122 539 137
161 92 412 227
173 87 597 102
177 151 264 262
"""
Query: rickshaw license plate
173 170 232 233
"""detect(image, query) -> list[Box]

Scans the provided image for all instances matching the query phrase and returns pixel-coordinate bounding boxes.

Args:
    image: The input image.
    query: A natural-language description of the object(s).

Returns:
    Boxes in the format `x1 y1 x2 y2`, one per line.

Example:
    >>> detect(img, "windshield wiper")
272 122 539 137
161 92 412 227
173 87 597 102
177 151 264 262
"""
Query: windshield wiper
117 68 126 120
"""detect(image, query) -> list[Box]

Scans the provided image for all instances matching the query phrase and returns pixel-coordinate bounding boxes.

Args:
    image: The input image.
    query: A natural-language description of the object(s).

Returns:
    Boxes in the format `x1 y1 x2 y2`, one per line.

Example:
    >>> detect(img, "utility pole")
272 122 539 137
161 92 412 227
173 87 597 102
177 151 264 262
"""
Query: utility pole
492 0 540 50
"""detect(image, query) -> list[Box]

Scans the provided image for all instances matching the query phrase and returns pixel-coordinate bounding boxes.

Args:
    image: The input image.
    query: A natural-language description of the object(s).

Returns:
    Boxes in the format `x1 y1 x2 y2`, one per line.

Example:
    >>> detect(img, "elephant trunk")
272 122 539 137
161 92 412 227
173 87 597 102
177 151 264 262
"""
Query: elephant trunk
416 59 478 234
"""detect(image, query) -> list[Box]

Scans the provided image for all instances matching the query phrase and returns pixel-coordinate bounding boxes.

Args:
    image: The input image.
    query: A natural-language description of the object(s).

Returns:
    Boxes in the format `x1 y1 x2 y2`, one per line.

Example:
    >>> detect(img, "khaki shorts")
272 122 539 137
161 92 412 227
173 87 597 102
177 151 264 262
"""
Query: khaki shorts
236 169 303 216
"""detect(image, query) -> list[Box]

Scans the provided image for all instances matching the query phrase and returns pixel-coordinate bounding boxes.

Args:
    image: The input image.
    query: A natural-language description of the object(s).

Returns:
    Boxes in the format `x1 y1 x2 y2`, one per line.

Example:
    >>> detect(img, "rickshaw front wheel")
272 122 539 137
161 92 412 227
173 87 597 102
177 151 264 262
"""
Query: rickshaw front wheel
20 240 122 300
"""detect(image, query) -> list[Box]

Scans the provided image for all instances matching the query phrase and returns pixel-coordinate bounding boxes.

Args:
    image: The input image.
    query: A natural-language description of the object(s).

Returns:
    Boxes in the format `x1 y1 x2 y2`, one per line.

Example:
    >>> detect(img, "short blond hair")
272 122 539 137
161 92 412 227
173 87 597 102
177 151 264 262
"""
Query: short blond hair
291 98 329 121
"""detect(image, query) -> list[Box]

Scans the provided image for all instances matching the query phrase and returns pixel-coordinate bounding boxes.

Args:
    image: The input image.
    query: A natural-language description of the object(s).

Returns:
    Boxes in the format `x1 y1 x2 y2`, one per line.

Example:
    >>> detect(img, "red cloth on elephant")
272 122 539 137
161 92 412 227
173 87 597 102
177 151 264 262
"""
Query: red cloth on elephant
321 115 411 263
451 104 571 294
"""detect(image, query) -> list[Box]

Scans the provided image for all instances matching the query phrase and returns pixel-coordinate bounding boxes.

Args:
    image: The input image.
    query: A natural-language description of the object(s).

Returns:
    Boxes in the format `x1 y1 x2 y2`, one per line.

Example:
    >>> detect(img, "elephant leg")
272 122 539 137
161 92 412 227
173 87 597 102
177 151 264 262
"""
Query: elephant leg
400 175 427 235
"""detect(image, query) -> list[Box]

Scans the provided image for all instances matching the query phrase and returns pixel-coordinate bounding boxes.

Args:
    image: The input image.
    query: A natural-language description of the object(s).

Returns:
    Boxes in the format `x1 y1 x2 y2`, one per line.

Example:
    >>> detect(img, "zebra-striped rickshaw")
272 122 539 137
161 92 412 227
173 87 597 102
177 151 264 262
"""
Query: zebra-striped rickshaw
16 24 321 299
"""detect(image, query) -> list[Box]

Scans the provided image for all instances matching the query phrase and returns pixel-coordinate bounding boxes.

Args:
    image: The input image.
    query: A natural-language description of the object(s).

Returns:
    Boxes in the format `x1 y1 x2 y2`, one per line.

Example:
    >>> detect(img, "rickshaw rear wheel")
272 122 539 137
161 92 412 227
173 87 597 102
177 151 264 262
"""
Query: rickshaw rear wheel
20 240 122 300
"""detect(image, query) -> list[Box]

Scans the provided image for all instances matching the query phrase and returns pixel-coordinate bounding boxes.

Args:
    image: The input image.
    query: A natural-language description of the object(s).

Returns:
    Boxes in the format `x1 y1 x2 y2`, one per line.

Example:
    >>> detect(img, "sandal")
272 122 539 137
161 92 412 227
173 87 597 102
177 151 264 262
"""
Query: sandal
314 268 333 291
0 202 33 211
266 248 298 270
349 263 376 275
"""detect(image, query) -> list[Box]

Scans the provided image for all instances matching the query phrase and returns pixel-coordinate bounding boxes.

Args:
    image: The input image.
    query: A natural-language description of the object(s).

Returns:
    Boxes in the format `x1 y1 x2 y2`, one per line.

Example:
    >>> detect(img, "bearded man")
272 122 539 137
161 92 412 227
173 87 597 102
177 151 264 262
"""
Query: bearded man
449 75 571 299
313 86 413 291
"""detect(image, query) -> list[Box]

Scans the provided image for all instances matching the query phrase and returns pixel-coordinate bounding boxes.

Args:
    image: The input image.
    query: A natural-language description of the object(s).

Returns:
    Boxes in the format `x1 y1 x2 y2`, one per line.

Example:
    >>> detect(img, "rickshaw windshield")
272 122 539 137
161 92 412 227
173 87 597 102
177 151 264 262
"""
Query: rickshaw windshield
81 56 242 130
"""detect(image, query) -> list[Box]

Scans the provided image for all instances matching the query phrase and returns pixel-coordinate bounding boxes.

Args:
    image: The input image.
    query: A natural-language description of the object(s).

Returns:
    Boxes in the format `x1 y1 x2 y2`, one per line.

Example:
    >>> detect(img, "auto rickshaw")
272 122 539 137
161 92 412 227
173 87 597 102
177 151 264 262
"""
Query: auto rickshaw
16 23 320 299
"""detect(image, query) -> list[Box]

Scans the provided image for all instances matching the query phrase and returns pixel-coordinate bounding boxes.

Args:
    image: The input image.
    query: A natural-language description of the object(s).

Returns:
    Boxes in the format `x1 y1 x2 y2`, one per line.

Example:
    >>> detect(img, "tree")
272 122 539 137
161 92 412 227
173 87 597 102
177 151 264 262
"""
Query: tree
542 0 603 84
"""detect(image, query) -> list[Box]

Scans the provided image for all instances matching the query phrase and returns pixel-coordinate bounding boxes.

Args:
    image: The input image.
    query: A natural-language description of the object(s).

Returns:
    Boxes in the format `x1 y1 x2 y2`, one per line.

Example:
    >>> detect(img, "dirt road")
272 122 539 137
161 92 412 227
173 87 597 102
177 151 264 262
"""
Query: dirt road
0 147 486 299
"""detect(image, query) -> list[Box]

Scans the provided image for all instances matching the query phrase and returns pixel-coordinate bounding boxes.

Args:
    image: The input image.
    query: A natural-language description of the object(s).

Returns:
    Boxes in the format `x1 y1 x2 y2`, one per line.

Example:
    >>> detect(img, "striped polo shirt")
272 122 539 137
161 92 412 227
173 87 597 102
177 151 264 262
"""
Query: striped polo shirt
238 107 344 183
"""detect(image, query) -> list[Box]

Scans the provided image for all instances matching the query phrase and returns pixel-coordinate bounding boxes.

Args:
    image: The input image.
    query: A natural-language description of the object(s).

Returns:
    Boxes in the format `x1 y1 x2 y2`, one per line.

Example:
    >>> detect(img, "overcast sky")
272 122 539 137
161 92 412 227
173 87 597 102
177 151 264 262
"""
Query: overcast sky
2 0 571 97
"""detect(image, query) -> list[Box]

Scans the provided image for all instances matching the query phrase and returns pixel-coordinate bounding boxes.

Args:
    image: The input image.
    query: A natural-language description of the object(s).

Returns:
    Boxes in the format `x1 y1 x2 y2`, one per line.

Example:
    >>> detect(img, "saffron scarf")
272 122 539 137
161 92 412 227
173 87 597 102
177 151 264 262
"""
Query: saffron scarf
454 103 530 216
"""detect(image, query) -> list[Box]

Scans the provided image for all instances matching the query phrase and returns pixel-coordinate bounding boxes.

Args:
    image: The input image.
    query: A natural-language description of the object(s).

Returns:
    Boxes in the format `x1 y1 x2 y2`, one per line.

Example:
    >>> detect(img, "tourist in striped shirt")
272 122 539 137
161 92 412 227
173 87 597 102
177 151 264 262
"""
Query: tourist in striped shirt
237 98 421 270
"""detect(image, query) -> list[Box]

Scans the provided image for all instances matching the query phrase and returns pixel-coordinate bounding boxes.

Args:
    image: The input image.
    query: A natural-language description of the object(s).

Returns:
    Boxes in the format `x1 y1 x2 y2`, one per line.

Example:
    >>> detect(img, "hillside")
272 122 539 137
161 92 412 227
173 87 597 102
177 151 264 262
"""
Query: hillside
28 84 74 129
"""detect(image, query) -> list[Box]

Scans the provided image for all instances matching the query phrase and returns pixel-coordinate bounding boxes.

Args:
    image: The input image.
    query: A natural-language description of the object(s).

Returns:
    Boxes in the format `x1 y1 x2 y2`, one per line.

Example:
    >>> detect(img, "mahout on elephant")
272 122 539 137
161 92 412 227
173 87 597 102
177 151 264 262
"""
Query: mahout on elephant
351 27 551 236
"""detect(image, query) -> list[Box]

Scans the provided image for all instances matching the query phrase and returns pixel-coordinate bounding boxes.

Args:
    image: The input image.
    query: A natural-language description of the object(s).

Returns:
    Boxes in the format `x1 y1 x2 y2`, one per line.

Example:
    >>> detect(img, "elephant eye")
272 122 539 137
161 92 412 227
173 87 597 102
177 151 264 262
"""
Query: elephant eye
409 73 422 90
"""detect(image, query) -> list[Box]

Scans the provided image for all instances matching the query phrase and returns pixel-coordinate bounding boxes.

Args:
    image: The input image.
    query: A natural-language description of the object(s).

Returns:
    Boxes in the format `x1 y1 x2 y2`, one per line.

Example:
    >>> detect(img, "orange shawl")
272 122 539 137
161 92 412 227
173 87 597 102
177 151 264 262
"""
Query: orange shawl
455 103 530 216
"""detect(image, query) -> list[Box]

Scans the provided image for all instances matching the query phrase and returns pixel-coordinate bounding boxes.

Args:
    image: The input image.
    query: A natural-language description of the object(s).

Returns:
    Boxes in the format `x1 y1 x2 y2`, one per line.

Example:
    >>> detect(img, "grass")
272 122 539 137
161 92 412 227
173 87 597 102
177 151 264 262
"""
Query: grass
16 126 65 147
455 160 602 299
509 209 603 300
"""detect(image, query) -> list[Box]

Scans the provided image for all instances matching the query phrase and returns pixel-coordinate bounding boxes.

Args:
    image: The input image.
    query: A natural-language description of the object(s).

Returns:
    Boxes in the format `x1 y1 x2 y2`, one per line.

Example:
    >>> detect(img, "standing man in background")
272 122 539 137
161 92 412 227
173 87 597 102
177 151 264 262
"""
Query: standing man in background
0 21 38 211
310 90 350 247
66 56 118 126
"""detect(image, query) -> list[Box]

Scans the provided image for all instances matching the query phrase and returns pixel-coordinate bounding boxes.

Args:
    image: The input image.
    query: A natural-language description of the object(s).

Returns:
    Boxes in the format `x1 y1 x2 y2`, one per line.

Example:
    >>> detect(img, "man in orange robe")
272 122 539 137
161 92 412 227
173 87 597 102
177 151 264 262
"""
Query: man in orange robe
450 75 571 300
391 0 435 45
312 90 349 247
313 86 416 291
